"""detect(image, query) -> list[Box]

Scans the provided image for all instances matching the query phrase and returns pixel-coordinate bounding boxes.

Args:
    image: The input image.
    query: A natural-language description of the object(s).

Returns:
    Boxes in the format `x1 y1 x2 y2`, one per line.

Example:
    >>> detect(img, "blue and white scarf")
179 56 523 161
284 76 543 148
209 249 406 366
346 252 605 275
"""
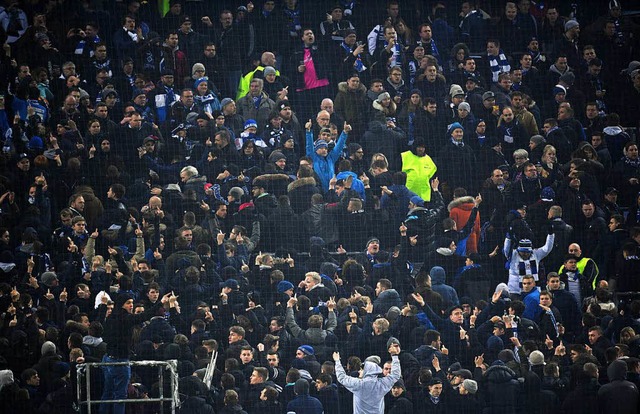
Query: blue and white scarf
341 42 366 72
283 7 302 37
488 50 510 83
75 35 101 57
383 40 402 68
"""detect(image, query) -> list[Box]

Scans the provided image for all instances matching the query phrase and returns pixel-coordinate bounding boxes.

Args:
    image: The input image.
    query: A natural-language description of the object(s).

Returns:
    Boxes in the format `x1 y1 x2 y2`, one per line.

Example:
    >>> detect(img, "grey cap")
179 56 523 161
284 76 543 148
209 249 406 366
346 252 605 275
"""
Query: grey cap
462 379 478 394
228 187 244 200
40 271 58 287
458 102 471 112
482 91 495 101
386 337 401 349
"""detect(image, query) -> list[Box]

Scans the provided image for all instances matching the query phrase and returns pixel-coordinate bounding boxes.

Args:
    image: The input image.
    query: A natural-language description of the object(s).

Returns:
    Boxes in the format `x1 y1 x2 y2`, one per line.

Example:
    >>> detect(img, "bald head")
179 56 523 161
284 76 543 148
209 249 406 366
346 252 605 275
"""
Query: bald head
149 196 162 209
261 52 276 67
321 99 334 114
568 243 581 257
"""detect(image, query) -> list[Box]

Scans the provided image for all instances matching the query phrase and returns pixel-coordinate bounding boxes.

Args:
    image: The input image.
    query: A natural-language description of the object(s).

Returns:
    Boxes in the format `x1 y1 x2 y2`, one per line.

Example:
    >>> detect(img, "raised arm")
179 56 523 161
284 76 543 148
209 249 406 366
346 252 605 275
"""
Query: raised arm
285 298 303 338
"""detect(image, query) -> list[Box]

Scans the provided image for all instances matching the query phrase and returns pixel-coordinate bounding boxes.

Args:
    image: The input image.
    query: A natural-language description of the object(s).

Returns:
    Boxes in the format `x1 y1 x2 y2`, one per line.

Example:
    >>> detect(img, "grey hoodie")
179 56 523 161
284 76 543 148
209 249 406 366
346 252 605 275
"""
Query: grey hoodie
335 357 401 414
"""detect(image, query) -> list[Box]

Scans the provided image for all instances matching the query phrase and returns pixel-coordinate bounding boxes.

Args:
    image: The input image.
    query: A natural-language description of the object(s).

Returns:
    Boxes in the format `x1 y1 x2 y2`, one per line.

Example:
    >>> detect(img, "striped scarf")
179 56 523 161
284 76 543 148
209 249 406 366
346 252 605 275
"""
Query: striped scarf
488 50 510 83
75 35 101 57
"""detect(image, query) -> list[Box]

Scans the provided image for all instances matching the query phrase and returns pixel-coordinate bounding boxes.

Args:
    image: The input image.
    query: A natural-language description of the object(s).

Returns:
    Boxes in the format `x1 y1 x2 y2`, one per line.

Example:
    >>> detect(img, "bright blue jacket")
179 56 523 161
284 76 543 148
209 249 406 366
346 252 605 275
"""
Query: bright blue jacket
306 130 348 192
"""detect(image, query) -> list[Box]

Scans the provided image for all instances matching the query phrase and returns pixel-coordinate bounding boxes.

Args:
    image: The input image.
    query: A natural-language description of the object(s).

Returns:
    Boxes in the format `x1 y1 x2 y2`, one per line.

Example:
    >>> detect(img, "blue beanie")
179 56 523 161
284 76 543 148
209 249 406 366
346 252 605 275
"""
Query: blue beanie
410 195 424 207
194 77 208 89
447 122 464 136
298 345 314 356
277 280 294 293
487 335 504 352
244 119 258 130
553 84 566 96
314 139 328 152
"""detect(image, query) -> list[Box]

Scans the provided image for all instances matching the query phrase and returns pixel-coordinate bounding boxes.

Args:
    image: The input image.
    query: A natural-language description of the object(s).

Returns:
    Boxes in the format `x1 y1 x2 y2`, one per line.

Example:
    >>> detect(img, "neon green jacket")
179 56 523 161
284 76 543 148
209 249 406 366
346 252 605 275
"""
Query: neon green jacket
401 151 437 201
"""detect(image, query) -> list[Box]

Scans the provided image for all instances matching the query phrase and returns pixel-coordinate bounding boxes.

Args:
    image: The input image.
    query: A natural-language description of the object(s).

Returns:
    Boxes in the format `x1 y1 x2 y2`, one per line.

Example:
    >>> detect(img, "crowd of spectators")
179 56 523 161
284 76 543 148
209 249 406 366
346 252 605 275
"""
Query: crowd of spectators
1 0 640 413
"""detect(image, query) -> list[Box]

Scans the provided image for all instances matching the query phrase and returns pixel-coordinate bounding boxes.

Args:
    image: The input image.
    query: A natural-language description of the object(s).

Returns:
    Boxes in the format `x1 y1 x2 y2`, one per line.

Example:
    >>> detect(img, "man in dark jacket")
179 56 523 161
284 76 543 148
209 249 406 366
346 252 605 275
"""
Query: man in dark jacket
287 378 324 414
480 361 521 414
373 278 402 315
403 191 445 261
597 359 639 414
314 373 341 414
334 74 369 141
435 122 477 196
411 293 472 366
102 292 168 414
361 119 406 172
287 165 320 215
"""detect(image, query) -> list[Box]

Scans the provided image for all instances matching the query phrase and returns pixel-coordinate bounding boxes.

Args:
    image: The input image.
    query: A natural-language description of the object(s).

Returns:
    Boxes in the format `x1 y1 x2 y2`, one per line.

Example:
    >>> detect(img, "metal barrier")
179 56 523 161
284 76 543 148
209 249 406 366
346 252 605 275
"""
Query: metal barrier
75 359 180 414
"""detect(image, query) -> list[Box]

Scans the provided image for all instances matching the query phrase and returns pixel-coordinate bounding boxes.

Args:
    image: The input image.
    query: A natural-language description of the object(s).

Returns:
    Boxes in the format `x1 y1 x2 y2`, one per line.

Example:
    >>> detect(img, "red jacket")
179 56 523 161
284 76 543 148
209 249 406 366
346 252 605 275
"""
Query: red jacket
448 196 481 254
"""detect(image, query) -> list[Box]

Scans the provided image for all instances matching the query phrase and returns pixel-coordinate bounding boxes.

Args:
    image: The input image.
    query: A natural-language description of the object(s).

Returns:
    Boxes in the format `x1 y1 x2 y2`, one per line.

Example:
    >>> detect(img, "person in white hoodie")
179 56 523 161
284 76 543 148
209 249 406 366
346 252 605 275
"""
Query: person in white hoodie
333 337 402 414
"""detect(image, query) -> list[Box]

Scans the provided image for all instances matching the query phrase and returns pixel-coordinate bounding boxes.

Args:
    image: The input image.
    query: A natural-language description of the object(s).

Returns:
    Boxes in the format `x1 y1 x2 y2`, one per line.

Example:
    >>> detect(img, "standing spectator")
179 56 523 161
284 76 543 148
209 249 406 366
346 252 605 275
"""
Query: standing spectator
289 28 332 123
215 10 246 98
101 292 170 414
334 340 402 414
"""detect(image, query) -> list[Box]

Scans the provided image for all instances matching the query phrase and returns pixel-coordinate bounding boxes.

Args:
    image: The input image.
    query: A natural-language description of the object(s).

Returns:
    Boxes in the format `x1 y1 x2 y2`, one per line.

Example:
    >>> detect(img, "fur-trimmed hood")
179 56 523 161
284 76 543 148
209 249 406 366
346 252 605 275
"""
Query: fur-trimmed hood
447 196 475 212
372 99 397 116
287 176 317 192
253 173 291 185
338 81 366 94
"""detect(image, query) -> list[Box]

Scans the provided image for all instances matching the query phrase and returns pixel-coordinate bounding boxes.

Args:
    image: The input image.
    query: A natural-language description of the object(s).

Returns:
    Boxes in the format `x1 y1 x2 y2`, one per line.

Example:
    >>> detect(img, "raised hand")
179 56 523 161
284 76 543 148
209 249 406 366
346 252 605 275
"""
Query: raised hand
411 292 425 307
388 343 401 355
432 354 440 370
545 335 554 349
459 327 468 340
240 260 250 274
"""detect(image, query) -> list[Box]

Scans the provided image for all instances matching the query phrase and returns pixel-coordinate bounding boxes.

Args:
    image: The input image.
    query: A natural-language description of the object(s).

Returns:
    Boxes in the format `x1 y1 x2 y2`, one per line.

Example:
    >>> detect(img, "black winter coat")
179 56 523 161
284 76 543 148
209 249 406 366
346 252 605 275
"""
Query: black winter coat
480 364 521 414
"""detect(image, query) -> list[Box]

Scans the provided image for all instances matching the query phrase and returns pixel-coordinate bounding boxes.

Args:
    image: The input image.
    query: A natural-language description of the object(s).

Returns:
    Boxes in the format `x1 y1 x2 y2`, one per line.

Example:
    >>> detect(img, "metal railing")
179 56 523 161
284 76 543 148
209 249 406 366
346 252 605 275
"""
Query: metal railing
76 359 179 414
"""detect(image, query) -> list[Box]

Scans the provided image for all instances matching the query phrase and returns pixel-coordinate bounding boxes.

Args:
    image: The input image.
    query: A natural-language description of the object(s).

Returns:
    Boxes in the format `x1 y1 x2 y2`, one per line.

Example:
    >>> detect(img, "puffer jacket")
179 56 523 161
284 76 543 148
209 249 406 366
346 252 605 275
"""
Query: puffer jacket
448 196 481 254
481 363 522 414
405 190 446 252
373 288 402 315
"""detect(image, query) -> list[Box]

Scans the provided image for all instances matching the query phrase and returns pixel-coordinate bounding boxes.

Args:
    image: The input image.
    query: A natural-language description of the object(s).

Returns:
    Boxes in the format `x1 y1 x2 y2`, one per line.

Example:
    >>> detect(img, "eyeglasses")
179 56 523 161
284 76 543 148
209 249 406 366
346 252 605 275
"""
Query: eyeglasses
195 69 205 73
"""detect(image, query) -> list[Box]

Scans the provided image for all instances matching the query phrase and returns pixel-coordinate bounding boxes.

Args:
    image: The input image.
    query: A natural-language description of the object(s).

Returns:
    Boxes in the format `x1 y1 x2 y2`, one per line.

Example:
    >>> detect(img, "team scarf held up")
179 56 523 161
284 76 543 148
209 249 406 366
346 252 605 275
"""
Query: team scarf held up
488 49 511 83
